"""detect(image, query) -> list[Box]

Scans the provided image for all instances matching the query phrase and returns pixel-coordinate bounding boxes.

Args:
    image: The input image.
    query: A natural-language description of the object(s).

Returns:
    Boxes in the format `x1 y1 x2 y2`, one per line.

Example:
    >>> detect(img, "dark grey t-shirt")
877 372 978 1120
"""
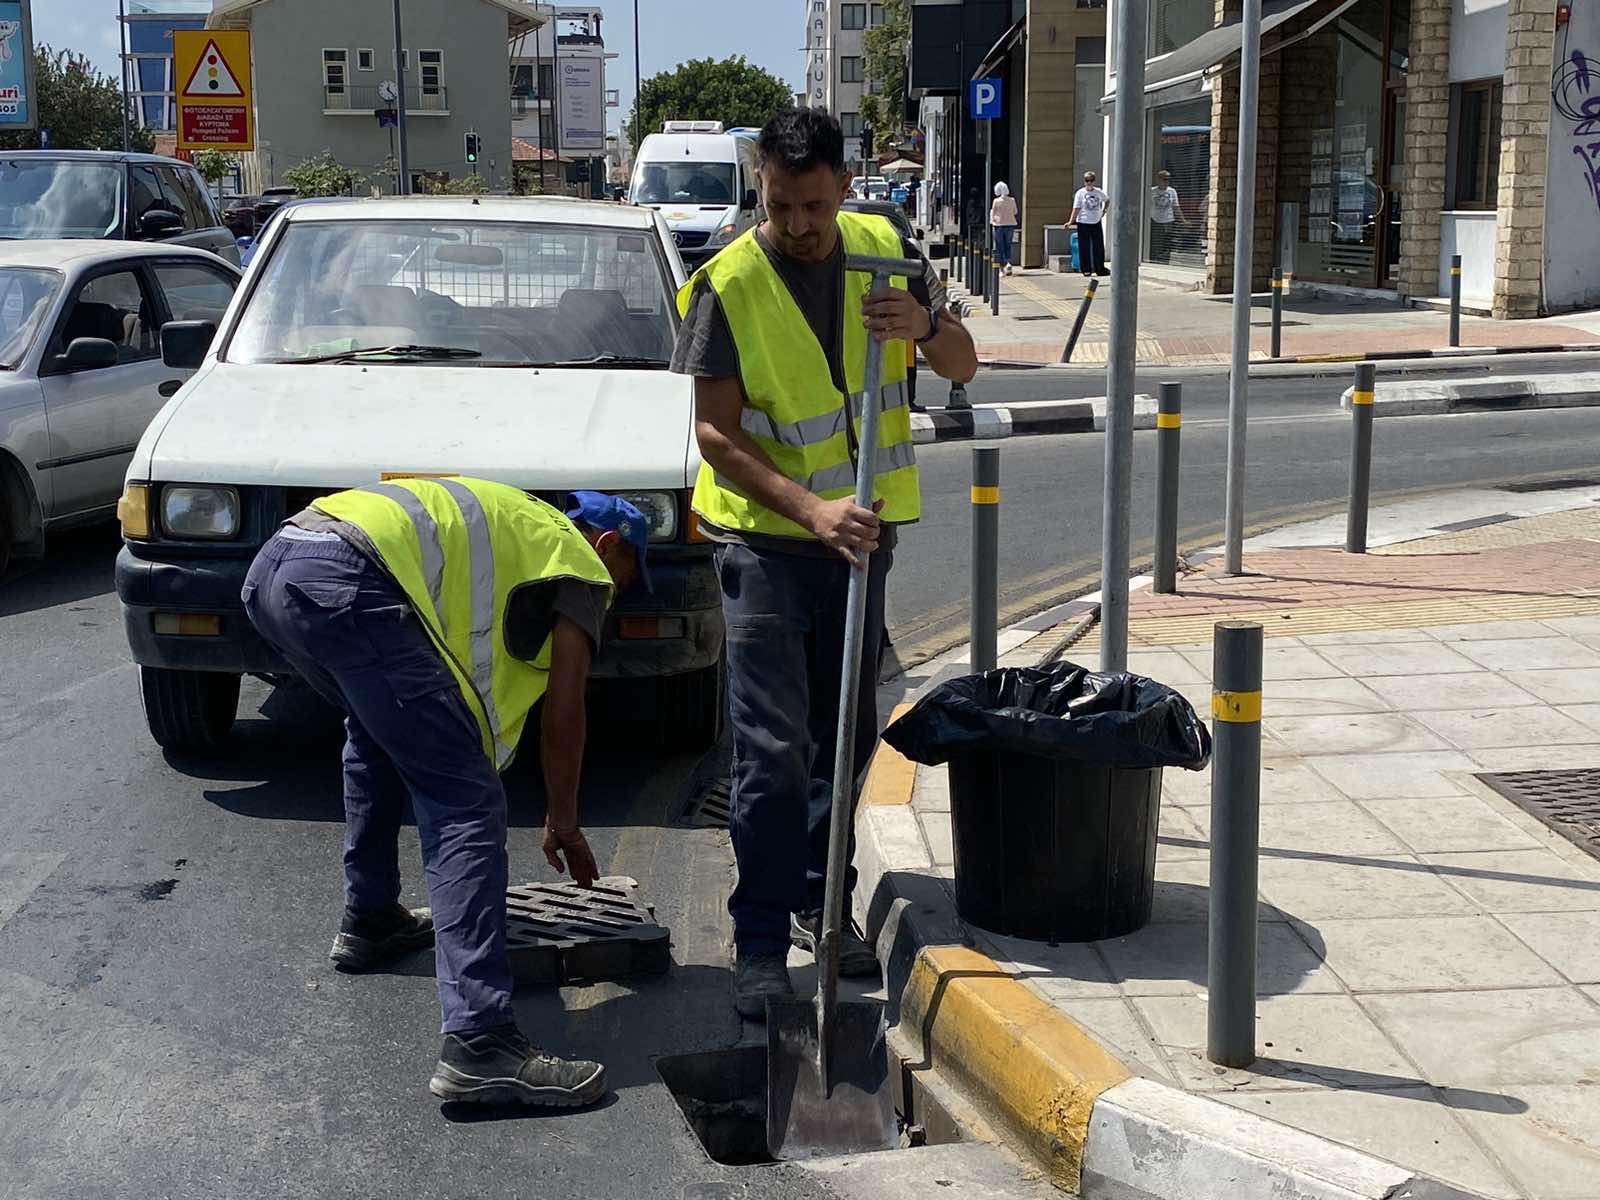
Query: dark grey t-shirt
671 228 944 558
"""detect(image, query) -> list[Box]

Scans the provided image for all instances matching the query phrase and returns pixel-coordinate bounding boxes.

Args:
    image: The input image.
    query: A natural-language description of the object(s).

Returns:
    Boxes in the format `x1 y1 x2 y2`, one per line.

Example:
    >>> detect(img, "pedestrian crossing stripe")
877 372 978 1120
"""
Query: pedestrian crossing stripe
181 39 243 98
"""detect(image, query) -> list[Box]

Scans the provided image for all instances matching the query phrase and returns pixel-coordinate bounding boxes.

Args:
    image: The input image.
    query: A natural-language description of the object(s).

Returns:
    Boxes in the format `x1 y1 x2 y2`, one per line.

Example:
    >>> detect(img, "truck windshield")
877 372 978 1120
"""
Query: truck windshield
631 162 737 206
227 219 676 366
0 160 123 239
0 268 60 367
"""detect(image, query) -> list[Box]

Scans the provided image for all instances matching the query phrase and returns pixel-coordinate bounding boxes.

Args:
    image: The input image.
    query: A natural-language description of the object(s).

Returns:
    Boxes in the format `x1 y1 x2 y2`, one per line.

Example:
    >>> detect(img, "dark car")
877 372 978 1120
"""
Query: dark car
251 186 298 229
842 197 924 243
0 151 241 267
222 194 261 239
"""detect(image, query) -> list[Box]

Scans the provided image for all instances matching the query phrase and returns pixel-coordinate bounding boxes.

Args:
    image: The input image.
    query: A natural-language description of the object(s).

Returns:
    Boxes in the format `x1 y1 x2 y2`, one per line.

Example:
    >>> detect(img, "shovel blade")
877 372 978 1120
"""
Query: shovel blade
765 998 898 1161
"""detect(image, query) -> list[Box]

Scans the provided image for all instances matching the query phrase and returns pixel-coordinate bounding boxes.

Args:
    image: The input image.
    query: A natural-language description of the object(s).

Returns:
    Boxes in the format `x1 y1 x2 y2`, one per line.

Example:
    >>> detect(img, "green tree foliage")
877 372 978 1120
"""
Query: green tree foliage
282 150 364 198
861 0 911 138
0 46 153 152
624 56 791 148
191 149 236 186
422 173 490 196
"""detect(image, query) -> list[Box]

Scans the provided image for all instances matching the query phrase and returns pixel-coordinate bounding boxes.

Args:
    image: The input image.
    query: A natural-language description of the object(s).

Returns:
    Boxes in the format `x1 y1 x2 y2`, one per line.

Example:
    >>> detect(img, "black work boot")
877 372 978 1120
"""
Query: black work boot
790 912 881 979
329 903 434 972
429 1024 607 1107
733 952 795 1021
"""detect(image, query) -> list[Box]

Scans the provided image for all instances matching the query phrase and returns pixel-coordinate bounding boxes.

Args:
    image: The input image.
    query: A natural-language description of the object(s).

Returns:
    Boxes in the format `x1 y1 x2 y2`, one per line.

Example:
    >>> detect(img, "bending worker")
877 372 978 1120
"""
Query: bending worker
670 107 978 1018
241 477 648 1107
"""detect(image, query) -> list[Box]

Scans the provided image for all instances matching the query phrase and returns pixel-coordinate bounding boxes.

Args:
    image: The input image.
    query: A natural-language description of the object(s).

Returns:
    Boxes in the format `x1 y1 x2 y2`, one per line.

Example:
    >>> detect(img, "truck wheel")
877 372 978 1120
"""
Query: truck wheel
657 660 724 752
139 667 240 754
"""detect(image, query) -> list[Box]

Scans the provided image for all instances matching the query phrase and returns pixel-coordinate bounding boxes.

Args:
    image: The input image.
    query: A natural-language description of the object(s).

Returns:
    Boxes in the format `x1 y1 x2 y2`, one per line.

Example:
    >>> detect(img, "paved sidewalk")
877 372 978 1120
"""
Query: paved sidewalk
869 492 1600 1198
955 267 1600 367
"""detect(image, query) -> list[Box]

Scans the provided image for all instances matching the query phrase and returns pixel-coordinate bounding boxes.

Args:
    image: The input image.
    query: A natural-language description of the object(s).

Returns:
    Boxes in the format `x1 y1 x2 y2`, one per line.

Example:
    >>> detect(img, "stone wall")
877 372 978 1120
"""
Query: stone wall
1020 1 1107 268
1204 0 1281 293
1493 0 1555 318
1396 0 1452 300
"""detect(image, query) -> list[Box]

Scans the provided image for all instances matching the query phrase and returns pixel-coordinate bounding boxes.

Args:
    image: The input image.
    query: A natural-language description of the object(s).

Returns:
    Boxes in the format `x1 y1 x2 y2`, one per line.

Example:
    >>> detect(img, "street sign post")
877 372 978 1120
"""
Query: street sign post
970 78 1000 305
175 29 254 152
0 0 38 132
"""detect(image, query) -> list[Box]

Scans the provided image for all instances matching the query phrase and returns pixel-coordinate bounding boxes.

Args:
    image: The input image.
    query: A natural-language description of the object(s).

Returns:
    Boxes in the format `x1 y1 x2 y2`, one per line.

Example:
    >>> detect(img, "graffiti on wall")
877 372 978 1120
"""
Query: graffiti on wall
1554 48 1600 214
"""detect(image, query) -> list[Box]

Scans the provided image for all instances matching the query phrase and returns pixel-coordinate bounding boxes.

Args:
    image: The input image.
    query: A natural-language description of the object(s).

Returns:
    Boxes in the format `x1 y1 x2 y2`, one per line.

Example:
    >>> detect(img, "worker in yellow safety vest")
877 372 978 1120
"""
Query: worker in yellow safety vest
668 107 978 1019
242 478 649 1108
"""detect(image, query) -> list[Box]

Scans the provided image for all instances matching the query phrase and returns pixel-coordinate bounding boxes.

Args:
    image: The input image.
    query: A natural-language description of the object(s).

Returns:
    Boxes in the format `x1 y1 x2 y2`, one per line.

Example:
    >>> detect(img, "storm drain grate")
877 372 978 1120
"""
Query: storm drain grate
505 876 671 984
681 777 733 829
1011 314 1060 322
1477 769 1600 863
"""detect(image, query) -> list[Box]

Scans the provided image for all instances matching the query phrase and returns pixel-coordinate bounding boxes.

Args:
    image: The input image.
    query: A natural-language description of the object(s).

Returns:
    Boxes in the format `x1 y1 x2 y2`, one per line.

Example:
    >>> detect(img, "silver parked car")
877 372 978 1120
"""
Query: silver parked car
0 240 241 574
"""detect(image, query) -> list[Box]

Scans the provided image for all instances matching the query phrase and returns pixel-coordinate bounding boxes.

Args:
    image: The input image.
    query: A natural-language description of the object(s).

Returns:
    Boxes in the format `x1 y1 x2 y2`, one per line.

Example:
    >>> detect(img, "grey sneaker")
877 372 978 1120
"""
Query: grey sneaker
734 952 795 1021
428 1024 606 1107
329 904 434 972
790 912 880 979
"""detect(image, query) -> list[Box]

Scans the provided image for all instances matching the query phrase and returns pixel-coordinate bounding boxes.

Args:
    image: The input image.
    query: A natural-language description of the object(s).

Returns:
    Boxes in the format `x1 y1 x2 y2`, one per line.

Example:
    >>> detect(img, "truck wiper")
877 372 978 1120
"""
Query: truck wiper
281 344 483 364
548 353 669 368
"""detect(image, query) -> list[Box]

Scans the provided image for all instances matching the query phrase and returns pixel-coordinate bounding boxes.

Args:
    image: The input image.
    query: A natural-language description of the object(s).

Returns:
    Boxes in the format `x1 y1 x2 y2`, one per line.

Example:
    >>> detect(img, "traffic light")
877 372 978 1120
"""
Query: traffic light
464 132 481 165
861 124 874 162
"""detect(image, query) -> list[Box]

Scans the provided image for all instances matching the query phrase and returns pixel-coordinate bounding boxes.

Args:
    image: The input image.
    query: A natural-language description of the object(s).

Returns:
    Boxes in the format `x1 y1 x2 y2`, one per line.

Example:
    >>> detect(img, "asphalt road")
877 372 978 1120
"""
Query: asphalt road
888 360 1600 662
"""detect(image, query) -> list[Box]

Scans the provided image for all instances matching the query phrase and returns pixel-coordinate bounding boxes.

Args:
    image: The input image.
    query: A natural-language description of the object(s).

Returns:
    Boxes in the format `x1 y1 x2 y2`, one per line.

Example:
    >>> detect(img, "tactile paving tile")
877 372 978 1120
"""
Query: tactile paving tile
1478 768 1600 864
505 876 671 985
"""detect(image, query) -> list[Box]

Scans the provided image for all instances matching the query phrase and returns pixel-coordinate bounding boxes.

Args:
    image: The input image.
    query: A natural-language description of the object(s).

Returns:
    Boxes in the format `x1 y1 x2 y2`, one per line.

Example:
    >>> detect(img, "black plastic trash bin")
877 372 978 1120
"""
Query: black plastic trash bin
882 661 1210 942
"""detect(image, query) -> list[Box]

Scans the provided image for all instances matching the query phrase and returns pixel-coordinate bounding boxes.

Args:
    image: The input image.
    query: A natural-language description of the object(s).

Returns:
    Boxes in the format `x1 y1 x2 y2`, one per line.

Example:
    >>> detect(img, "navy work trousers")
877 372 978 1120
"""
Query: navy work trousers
242 530 515 1034
717 542 890 956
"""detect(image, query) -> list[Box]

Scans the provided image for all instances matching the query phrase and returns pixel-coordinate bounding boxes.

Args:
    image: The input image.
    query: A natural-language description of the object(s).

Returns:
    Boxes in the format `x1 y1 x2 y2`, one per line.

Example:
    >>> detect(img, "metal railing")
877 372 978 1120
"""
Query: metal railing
323 84 449 112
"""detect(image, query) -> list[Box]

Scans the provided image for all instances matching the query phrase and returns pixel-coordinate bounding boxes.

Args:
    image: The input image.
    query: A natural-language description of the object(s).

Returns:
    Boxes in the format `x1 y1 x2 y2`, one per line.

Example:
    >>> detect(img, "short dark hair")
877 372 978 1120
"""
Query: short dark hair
757 107 845 175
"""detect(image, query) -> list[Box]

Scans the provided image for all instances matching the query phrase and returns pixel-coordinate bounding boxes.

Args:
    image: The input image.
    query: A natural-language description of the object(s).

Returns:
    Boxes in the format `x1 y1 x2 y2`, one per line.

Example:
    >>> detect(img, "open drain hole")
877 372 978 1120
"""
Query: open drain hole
657 1047 776 1166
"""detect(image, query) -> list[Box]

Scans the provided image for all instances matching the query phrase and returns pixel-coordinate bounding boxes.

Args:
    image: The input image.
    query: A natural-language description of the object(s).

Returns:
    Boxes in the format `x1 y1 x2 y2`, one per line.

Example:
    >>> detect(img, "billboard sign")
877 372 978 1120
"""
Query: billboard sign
558 54 604 153
175 29 254 151
0 0 38 130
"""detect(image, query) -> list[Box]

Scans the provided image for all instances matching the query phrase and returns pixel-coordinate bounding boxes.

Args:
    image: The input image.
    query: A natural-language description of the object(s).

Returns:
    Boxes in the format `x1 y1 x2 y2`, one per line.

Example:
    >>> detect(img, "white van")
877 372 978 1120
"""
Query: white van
628 121 762 269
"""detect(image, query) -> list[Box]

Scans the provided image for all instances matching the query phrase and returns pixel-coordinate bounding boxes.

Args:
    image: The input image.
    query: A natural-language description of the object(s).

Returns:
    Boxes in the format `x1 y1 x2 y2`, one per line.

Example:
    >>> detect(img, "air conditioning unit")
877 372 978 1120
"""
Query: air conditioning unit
663 120 724 133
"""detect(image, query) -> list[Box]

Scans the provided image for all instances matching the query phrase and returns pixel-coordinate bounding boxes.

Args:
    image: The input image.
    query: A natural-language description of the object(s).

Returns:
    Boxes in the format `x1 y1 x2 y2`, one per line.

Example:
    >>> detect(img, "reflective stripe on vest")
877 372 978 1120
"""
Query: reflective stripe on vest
432 477 506 762
366 482 445 613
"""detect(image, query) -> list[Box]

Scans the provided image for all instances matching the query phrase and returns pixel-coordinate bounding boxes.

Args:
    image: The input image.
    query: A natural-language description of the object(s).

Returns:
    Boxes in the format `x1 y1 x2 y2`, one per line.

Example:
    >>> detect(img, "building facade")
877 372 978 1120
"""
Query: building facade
123 0 212 139
801 0 895 171
1104 0 1600 316
508 5 610 197
211 0 537 194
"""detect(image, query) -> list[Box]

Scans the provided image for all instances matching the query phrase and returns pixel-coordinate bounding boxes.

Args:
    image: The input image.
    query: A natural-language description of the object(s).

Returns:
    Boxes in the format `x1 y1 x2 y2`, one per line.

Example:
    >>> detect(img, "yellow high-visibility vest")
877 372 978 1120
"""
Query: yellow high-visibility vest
679 209 921 541
312 477 614 769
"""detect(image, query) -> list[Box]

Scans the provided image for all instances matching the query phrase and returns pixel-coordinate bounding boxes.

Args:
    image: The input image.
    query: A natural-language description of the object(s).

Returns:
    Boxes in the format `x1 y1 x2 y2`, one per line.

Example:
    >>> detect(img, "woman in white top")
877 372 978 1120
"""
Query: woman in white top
1069 170 1111 277
990 182 1019 275
1149 169 1186 264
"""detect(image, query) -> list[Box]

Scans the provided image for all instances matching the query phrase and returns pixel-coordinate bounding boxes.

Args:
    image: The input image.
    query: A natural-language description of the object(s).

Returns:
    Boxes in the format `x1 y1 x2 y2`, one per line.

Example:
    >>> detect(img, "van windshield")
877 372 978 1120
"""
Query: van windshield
0 160 123 238
631 162 737 206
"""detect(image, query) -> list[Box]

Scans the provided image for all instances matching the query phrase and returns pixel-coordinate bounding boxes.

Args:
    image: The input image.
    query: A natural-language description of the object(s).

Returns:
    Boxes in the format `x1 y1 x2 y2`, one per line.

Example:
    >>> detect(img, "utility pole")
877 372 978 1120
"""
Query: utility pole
118 0 130 152
392 0 411 194
632 0 642 155
1099 0 1149 673
1223 0 1263 574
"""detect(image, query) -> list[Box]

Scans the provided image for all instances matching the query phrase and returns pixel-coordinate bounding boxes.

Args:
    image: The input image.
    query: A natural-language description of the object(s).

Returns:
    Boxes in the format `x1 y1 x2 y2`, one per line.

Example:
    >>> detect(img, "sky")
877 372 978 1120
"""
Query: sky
32 0 803 135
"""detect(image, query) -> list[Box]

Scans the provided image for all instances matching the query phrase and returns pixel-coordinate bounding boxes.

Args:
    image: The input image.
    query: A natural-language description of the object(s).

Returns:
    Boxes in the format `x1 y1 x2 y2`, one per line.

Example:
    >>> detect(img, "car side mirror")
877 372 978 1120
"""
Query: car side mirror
915 227 925 240
161 320 216 370
57 337 120 372
139 208 184 237
741 188 758 213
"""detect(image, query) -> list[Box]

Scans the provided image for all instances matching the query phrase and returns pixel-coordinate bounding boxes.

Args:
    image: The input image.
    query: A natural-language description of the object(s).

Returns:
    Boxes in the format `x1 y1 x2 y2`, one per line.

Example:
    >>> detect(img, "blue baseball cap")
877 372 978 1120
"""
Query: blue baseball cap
566 491 652 593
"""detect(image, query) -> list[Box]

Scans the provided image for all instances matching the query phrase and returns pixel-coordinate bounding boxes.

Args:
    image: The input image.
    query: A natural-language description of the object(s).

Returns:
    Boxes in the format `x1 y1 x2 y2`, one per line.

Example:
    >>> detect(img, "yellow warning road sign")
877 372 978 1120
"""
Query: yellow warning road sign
175 29 253 152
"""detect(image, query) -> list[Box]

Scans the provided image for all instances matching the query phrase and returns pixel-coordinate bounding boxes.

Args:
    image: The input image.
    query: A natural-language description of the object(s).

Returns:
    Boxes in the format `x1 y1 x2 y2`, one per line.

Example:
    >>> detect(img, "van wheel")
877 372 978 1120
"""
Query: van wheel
139 667 240 754
657 661 725 752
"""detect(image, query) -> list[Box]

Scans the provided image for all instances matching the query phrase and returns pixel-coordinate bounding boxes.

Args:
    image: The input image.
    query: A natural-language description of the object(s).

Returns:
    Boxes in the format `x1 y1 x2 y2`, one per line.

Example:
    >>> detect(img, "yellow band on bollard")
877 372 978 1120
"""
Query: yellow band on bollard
1212 690 1262 723
971 485 1000 505
1451 266 1461 276
1351 389 1375 405
1271 279 1283 290
1156 412 1181 429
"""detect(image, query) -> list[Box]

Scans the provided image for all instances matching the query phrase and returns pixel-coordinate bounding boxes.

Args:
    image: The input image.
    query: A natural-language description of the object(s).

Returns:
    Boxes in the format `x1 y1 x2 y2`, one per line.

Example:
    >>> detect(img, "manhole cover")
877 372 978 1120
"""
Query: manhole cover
1477 769 1600 862
681 776 733 829
505 876 671 984
1012 314 1059 322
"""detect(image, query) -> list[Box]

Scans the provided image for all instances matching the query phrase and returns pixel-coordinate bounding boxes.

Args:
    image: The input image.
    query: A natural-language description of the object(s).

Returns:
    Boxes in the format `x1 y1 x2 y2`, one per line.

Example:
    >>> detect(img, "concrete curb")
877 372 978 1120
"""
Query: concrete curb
1337 371 1600 416
854 737 1496 1199
911 395 1156 444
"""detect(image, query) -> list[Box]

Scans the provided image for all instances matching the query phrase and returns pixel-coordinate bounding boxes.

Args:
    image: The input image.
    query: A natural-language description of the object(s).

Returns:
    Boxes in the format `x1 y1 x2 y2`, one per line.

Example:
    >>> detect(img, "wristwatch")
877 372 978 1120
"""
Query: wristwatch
916 304 940 344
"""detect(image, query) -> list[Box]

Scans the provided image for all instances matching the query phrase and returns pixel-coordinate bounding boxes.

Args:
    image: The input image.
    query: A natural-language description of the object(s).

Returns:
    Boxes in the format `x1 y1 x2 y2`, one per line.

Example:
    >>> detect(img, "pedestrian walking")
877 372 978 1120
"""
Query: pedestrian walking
669 107 977 1019
1070 169 1111 277
1149 169 1187 264
241 478 651 1108
991 181 1019 275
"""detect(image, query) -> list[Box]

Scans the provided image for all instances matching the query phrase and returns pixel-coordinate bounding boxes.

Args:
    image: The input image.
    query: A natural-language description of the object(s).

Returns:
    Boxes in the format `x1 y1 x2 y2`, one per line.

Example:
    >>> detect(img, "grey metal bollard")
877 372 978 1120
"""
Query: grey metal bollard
1449 253 1462 348
956 237 965 284
970 447 1000 674
990 250 1001 317
970 241 985 300
1345 362 1376 554
1060 277 1100 363
1153 382 1182 594
1270 268 1283 359
1207 620 1264 1069
946 381 971 410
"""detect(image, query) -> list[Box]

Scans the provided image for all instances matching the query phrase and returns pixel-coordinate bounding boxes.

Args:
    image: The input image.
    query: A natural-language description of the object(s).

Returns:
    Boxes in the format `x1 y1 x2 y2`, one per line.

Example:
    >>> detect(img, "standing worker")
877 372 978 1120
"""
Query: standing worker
241 477 649 1106
1070 169 1111 278
991 181 1019 276
670 107 978 1019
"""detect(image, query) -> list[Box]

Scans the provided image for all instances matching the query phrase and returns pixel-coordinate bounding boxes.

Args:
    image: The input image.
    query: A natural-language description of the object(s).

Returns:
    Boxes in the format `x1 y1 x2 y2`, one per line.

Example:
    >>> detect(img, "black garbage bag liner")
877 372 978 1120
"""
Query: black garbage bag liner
883 660 1212 771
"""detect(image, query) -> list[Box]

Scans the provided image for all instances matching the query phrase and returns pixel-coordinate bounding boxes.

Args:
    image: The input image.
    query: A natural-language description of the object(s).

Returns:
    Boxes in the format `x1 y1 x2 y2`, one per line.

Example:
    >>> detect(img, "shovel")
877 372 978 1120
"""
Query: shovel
767 253 921 1161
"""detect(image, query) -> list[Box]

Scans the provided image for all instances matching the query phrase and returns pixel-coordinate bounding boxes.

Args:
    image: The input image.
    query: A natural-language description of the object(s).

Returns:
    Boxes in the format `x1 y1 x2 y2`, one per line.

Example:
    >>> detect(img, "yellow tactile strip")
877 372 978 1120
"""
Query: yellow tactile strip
1373 506 1600 556
861 704 915 806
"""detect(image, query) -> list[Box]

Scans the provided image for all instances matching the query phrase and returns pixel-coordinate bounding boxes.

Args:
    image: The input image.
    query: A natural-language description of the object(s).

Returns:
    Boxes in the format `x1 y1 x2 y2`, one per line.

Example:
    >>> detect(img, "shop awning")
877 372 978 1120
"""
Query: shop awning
972 15 1026 81
1101 0 1359 111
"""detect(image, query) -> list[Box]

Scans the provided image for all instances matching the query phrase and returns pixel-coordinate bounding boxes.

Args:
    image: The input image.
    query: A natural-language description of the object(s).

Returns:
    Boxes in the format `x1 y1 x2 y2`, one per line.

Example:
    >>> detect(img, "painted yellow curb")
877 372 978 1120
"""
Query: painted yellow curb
862 703 916 806
899 944 1134 1191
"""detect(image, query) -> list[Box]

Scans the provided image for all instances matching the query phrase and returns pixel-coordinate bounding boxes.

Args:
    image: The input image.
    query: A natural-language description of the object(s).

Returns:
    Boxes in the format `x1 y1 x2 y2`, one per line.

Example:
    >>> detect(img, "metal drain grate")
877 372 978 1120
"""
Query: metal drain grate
505 876 671 984
681 776 733 829
1477 769 1600 863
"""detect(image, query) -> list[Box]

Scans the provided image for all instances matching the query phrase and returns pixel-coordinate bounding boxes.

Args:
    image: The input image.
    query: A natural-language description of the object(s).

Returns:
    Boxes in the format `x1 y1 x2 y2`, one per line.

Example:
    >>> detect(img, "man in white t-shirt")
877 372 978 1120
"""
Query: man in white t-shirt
1069 170 1110 277
1149 169 1186 264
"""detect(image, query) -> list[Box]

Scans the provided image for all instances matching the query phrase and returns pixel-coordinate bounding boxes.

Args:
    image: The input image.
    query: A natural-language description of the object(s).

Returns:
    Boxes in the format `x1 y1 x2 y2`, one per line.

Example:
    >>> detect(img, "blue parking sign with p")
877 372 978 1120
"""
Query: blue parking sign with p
970 77 1001 120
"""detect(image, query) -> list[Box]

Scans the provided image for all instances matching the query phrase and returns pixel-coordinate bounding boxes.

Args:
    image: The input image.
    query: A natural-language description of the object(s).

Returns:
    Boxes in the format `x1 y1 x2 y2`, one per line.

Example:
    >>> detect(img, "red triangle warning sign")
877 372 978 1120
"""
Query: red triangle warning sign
182 40 243 98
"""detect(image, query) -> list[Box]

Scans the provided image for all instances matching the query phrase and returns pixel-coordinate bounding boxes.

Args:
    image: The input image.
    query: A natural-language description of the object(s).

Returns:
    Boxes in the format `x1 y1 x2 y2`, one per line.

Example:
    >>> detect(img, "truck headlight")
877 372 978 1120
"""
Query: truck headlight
162 485 241 539
708 222 739 246
616 491 677 542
